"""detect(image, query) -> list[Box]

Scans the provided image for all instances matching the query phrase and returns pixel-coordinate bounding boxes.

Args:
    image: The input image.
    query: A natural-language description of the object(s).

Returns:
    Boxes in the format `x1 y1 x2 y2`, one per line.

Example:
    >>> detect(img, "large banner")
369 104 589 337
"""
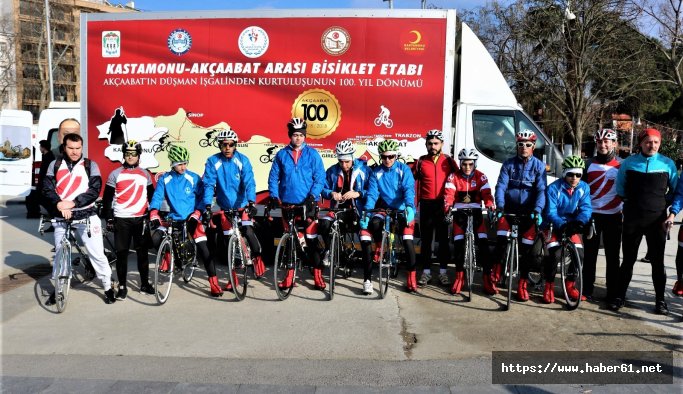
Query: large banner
85 12 451 195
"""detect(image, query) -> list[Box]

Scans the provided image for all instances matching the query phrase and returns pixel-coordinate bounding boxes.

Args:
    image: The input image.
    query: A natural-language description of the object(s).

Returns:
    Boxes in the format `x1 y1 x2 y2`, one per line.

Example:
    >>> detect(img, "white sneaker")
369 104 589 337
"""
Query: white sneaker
417 273 432 286
362 280 373 295
438 273 450 286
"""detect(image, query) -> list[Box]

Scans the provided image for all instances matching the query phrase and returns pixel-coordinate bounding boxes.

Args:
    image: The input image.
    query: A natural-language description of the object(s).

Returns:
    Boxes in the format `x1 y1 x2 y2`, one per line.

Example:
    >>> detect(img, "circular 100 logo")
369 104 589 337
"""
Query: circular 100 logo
291 89 341 139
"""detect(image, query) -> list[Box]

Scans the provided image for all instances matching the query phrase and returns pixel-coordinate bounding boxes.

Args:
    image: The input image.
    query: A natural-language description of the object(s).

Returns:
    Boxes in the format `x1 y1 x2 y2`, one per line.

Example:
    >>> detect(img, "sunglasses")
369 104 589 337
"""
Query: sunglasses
566 172 582 178
124 152 139 157
381 155 397 160
517 142 534 148
220 142 236 148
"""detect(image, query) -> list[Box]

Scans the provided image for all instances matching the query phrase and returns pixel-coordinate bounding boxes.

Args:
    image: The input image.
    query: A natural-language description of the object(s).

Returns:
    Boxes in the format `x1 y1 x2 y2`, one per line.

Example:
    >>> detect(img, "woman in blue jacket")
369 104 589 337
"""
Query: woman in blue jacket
542 156 592 304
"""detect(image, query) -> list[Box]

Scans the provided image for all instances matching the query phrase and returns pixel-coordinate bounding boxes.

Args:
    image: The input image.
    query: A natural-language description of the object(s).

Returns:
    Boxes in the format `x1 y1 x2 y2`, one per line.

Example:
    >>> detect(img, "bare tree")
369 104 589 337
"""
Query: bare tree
462 0 657 153
0 18 16 108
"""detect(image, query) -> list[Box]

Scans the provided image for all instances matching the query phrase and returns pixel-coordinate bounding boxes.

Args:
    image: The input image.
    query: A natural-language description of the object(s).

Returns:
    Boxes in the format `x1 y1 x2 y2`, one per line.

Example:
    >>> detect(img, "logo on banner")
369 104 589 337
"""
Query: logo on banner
321 27 350 56
401 30 426 55
168 29 192 56
238 26 269 58
292 89 341 139
373 105 394 129
102 31 121 58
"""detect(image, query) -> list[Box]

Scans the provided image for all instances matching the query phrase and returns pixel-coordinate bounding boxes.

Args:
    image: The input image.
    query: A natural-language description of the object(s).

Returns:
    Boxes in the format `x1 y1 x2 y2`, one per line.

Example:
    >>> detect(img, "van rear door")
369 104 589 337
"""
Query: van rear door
0 110 34 197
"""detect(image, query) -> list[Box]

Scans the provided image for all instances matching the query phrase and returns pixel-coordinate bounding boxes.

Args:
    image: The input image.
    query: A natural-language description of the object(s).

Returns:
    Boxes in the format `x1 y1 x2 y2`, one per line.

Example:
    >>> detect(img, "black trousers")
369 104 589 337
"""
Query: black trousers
419 199 450 271
114 216 150 287
618 211 667 302
583 212 622 299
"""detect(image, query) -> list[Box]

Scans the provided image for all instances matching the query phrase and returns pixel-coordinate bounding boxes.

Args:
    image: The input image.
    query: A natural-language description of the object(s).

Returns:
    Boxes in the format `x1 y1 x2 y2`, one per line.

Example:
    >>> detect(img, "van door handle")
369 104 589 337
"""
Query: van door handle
0 169 7 173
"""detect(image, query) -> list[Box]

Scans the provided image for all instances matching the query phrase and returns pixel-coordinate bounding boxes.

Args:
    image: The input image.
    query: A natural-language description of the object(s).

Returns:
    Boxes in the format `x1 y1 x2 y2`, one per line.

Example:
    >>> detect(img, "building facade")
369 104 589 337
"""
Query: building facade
3 0 135 117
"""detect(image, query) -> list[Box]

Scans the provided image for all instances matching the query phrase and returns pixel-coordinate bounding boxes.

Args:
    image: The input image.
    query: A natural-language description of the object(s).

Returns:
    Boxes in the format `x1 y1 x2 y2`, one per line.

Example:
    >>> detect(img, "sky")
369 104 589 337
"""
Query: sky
128 0 485 12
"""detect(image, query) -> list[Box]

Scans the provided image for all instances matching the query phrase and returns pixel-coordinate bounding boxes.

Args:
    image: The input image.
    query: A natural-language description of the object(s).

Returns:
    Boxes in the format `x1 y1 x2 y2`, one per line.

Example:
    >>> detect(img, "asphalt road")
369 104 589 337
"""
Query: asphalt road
1 196 681 393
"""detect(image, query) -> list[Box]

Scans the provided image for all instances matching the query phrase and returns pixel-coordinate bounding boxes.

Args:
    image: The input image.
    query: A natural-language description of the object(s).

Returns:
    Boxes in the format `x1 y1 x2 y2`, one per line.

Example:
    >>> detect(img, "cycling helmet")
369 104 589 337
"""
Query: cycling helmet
594 128 617 141
167 144 189 166
425 129 444 141
516 129 537 142
562 155 585 170
287 117 307 137
377 139 399 155
123 139 142 155
335 140 355 160
216 129 238 142
458 148 479 162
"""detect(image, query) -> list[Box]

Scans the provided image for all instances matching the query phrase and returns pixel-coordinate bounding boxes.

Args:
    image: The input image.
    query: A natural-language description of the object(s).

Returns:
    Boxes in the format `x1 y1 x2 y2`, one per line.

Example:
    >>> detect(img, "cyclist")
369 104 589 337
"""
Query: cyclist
612 128 678 315
319 140 369 293
494 129 547 302
583 128 622 303
102 140 155 300
414 129 458 287
443 148 495 295
202 129 265 290
149 145 221 297
666 178 683 296
41 133 116 305
267 118 326 290
541 155 592 304
361 139 417 293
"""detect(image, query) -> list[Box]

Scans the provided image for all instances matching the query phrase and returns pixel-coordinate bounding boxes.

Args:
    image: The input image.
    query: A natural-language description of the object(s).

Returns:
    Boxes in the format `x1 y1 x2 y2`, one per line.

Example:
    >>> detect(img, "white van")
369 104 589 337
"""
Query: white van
0 110 35 197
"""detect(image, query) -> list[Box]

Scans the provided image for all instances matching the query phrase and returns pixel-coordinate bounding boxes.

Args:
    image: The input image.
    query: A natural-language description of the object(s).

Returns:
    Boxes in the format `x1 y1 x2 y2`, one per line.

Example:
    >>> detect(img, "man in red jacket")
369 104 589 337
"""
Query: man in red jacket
414 129 458 286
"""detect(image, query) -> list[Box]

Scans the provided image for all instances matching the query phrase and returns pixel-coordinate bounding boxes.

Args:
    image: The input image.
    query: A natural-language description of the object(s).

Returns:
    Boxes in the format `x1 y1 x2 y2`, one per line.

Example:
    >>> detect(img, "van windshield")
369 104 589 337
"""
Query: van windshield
472 111 563 176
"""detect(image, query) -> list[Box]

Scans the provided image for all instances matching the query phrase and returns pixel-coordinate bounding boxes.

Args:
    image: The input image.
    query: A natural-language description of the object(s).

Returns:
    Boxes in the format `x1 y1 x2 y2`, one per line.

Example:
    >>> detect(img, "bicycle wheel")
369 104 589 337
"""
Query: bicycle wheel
505 240 515 311
274 233 295 300
326 231 340 300
54 243 72 313
182 240 197 283
227 234 248 300
560 243 583 310
378 233 391 299
465 234 475 301
199 139 210 147
154 238 174 304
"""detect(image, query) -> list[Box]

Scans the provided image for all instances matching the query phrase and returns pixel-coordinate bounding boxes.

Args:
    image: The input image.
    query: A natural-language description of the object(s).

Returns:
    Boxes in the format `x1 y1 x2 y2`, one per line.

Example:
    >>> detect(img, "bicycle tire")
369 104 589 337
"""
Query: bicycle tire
259 155 270 164
182 241 197 283
274 233 295 300
505 240 515 311
560 242 583 310
466 233 475 301
326 231 339 300
378 232 391 299
227 235 248 301
199 139 210 148
54 242 71 313
154 238 174 304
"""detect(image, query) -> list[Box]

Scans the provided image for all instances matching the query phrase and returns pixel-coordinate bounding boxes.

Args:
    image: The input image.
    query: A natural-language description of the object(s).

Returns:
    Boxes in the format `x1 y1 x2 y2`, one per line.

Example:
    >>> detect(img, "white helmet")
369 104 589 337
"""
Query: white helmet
458 148 479 162
426 129 444 141
594 128 617 141
216 129 238 142
335 140 355 160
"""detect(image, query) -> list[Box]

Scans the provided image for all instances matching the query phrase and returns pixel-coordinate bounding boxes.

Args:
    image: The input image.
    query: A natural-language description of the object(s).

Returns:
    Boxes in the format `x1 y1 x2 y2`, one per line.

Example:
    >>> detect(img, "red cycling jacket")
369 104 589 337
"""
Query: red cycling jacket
443 169 495 211
414 153 458 201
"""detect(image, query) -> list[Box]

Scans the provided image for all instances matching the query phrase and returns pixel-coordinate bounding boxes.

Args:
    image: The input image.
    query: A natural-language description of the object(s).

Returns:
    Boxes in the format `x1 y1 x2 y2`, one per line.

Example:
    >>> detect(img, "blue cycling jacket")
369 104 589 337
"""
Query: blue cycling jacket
268 143 325 204
669 178 683 216
495 155 547 214
365 161 416 211
616 152 678 214
150 169 203 220
202 151 255 209
321 158 370 213
544 179 592 229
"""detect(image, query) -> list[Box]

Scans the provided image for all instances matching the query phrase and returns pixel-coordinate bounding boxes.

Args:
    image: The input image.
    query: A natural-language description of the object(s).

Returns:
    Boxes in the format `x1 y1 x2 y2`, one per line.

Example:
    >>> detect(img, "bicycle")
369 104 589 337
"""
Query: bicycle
319 207 360 300
199 130 220 148
449 207 487 302
152 217 198 304
269 204 314 301
546 221 592 310
223 207 260 301
259 145 280 164
364 208 404 299
38 215 97 313
152 135 172 153
495 213 535 311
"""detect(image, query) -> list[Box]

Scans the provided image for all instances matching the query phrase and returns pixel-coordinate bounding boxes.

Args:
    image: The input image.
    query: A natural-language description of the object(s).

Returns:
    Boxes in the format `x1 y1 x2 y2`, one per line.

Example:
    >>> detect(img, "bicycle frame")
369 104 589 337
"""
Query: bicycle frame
450 207 486 301
272 204 308 300
224 208 254 301
365 208 404 299
153 218 197 304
